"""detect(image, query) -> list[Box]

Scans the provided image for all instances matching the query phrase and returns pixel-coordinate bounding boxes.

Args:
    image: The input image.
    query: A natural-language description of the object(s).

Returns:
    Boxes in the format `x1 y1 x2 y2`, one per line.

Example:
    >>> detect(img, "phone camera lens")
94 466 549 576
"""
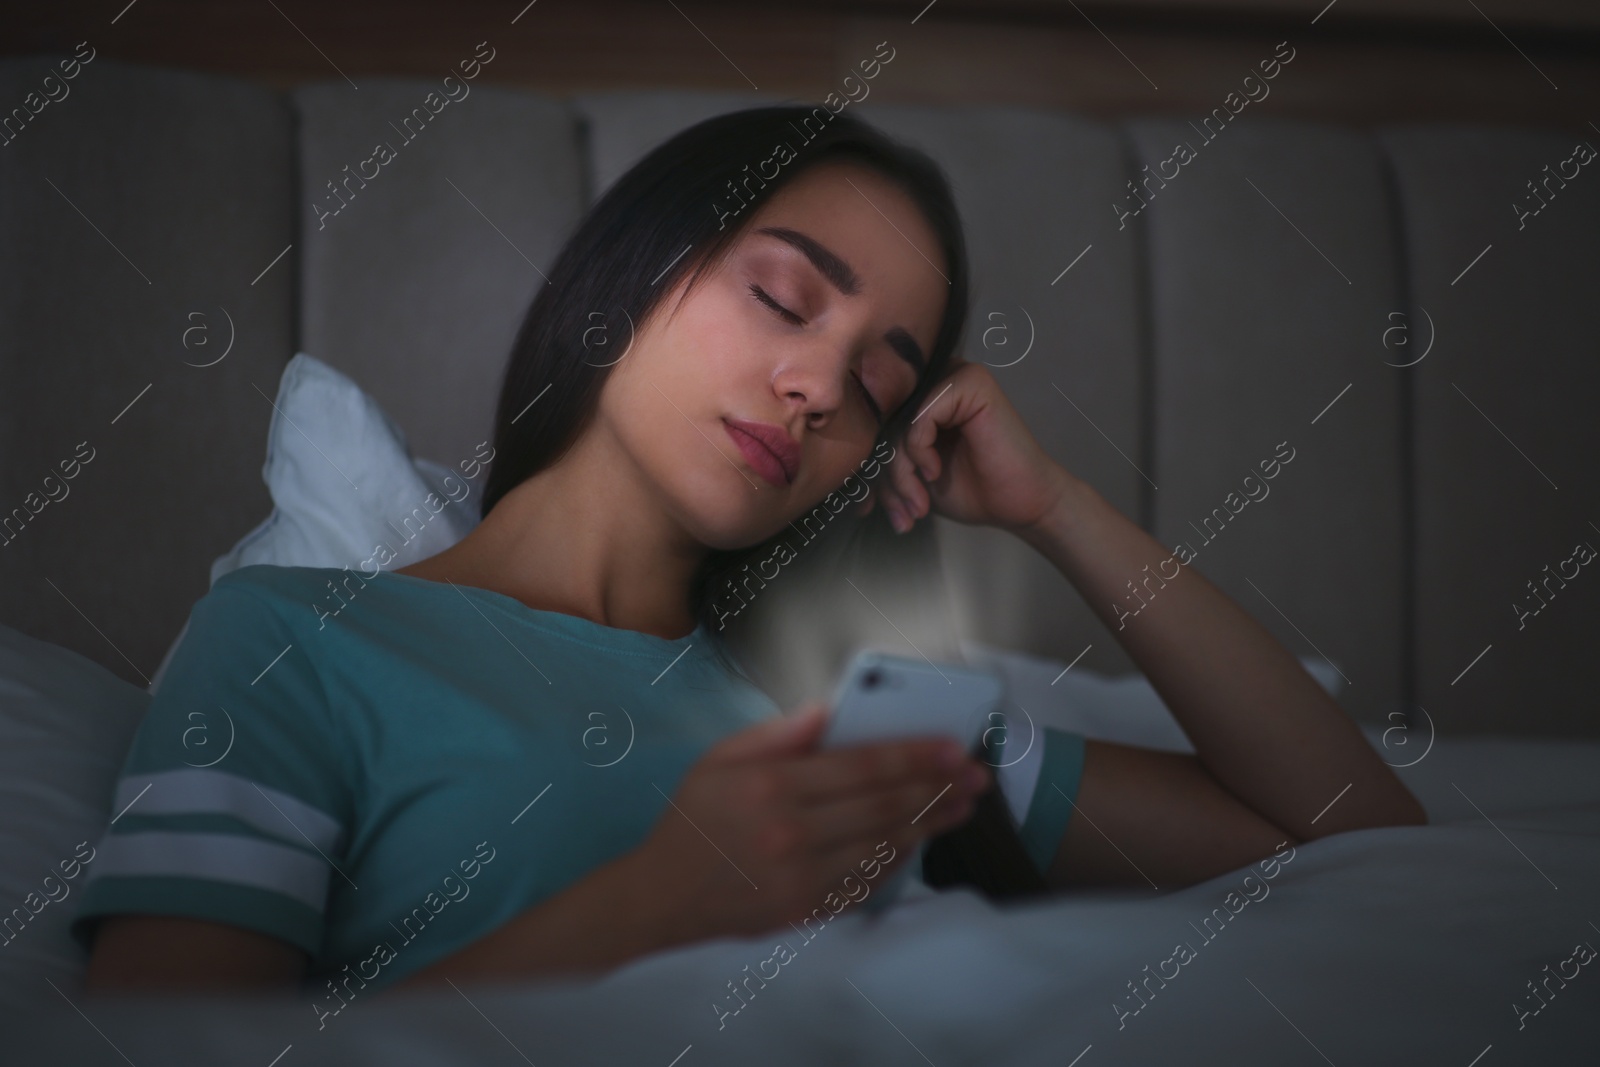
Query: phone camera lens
862 668 882 689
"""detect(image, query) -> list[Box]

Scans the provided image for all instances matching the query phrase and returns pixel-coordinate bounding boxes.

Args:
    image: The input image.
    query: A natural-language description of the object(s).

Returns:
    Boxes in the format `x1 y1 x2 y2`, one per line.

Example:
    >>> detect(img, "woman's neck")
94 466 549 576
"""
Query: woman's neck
398 435 708 641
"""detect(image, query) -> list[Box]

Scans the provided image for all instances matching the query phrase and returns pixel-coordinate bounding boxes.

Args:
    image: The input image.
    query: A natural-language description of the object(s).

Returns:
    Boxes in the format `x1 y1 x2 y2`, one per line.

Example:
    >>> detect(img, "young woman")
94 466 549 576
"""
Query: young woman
75 105 1424 999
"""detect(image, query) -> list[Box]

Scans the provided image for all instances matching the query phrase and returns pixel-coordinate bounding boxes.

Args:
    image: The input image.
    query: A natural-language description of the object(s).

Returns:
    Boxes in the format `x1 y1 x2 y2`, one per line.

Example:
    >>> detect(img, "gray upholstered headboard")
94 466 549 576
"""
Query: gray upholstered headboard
3 58 1595 735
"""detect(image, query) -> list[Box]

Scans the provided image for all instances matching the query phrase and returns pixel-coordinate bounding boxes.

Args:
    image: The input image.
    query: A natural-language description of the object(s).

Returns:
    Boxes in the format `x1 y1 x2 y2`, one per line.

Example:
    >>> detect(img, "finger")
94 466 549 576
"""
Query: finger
706 702 829 764
777 737 975 803
888 453 930 522
876 483 908 532
907 364 979 478
913 374 963 435
901 407 942 484
796 777 980 853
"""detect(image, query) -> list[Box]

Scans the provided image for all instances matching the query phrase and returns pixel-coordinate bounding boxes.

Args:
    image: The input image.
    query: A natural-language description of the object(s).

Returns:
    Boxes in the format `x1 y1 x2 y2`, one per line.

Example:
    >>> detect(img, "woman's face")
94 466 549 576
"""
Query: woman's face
596 161 949 551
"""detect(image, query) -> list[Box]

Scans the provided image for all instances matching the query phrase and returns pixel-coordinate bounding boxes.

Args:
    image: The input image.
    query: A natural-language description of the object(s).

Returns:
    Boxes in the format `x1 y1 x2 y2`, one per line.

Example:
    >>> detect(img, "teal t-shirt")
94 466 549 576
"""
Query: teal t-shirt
71 564 1084 995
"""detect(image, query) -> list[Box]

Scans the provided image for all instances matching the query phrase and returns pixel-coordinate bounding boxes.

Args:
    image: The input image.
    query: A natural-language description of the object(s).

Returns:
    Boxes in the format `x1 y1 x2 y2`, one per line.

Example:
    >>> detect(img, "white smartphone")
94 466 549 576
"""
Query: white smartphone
820 649 1003 751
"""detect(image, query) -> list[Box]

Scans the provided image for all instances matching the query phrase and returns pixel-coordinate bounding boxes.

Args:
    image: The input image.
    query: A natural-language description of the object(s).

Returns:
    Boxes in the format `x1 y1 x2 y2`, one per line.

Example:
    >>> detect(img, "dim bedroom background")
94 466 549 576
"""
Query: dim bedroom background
3 3 1599 1062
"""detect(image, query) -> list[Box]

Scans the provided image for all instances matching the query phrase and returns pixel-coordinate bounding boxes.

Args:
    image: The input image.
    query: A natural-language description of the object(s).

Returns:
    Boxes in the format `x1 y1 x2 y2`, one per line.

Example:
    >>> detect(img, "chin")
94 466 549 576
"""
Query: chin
664 464 795 553
632 418 846 553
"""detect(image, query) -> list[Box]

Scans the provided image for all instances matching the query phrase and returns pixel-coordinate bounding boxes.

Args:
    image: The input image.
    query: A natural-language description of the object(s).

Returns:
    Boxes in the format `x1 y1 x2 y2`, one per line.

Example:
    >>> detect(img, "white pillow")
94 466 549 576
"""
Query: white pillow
961 639 1346 753
151 352 489 691
0 622 148 1008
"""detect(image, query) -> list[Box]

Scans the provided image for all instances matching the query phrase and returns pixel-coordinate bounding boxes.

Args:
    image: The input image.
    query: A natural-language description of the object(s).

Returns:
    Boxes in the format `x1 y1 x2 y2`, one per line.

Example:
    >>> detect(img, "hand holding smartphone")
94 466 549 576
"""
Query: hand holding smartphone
815 649 1004 913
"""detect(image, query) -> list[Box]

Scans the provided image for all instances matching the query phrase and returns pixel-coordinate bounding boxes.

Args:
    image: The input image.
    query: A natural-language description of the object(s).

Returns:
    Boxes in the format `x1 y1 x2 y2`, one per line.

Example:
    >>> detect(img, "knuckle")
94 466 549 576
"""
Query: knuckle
858 747 892 785
746 768 784 808
758 818 805 860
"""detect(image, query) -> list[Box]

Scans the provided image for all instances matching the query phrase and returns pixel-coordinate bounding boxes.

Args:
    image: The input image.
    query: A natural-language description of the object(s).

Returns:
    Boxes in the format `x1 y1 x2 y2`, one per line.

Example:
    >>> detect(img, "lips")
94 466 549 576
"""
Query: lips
723 418 800 487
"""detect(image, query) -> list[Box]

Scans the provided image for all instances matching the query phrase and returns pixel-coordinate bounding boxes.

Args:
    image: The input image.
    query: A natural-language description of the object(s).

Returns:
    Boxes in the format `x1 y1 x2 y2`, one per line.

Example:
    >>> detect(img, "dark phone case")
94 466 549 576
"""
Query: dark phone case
920 740 1052 900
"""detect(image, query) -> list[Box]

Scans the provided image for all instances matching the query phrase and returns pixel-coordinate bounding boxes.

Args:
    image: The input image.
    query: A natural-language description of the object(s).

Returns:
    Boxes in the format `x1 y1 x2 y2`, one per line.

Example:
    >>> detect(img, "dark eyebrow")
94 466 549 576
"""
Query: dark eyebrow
756 226 862 296
754 225 926 376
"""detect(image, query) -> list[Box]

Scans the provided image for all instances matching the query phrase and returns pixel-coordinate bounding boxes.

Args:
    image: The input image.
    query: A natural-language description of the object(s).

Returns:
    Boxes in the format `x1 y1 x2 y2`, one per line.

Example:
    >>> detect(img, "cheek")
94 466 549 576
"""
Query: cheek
604 289 739 421
607 352 717 499
592 329 775 547
670 282 758 376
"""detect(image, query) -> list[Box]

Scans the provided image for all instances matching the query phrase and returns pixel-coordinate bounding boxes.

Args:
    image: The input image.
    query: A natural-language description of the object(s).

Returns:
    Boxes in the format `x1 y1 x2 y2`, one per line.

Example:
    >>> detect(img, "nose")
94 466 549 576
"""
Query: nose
773 343 853 429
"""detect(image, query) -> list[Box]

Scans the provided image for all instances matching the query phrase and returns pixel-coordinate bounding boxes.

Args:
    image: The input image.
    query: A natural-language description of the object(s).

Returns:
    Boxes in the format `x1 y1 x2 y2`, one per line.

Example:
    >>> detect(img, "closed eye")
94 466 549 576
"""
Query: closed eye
748 283 803 325
748 283 885 425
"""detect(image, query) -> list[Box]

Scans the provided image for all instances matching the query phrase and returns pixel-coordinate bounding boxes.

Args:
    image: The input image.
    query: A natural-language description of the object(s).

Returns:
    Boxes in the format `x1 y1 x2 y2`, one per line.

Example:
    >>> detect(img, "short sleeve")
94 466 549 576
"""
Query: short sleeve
993 723 1087 875
70 576 352 958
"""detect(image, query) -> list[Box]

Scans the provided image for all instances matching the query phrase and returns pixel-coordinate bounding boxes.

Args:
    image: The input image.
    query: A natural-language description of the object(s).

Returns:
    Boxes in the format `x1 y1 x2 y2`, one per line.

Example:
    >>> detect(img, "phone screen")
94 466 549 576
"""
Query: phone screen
821 649 1002 750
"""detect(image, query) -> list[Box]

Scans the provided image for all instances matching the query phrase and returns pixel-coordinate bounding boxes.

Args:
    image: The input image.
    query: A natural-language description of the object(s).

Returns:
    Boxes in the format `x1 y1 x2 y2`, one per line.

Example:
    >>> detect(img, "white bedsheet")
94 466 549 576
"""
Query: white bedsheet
7 732 1598 1066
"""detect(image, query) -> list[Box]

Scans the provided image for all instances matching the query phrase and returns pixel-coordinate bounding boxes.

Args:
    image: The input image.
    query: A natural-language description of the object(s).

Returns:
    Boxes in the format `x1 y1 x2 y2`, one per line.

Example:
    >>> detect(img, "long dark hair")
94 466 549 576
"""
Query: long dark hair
480 104 1048 901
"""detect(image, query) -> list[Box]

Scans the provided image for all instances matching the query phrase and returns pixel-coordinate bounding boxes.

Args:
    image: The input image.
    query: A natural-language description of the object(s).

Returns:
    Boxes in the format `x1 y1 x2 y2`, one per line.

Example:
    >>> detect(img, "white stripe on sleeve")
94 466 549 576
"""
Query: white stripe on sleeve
84 830 333 911
110 768 345 853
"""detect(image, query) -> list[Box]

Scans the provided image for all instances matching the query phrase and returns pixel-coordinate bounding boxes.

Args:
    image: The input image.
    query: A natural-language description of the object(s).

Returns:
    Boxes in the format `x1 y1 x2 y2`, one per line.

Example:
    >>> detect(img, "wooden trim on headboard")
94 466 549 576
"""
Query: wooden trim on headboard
6 0 1597 129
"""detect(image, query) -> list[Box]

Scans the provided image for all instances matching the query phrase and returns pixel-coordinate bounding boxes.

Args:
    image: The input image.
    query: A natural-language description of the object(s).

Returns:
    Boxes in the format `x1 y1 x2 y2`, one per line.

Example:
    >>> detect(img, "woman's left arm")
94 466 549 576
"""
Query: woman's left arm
1014 472 1426 839
875 360 1426 887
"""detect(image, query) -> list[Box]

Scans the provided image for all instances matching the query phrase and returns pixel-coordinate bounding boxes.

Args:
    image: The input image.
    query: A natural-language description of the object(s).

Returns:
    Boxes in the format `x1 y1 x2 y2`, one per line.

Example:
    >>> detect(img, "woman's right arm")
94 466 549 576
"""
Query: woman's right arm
83 850 703 993
391 838 712 988
394 702 990 989
84 704 988 993
84 915 309 993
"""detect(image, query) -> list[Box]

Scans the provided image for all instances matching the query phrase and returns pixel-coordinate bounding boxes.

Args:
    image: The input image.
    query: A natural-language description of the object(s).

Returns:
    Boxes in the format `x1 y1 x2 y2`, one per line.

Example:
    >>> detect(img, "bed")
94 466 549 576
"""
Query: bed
3 55 1597 1066
6 610 1597 1063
